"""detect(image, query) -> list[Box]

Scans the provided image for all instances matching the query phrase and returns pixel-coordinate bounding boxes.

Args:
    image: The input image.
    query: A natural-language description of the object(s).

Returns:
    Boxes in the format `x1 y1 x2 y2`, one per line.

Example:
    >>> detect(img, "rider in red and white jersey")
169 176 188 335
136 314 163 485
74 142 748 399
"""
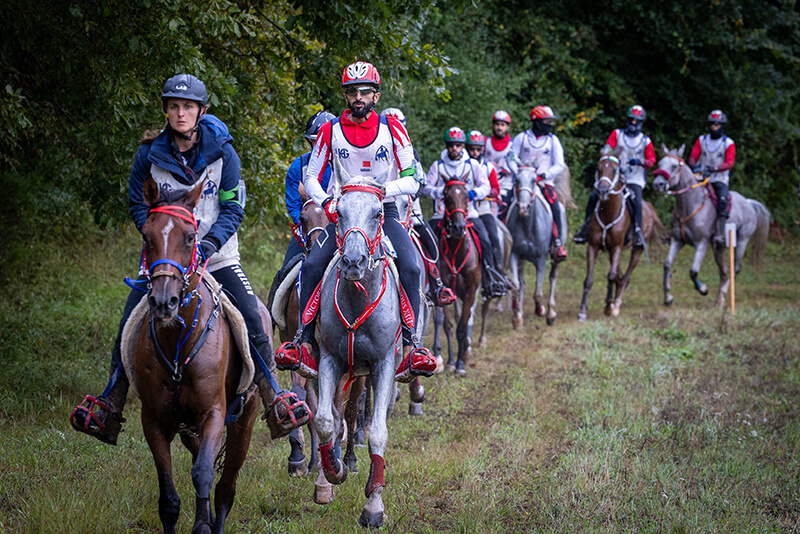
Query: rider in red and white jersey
574 104 655 247
687 110 736 247
483 110 514 219
275 62 436 384
508 105 568 261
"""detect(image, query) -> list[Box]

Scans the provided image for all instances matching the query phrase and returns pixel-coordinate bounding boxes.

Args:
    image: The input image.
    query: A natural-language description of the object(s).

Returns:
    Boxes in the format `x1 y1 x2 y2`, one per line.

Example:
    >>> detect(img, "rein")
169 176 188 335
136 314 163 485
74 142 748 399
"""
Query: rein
293 199 328 253
440 180 474 291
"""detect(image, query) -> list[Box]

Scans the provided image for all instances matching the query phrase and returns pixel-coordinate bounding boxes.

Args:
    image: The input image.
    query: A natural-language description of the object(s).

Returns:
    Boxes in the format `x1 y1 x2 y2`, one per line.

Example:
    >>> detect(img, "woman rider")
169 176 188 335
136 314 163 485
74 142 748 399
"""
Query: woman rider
71 74 310 444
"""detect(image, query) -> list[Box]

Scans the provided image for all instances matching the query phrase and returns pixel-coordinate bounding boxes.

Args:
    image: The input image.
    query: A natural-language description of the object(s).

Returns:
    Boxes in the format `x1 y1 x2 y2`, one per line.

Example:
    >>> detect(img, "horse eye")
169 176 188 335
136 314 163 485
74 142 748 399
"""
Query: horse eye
373 210 382 220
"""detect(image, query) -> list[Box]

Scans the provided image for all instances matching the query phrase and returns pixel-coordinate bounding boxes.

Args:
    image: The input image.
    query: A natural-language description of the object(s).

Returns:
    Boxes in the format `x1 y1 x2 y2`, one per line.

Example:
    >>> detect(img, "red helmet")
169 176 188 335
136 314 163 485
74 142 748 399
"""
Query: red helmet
466 130 485 146
492 110 511 124
708 109 727 124
627 105 647 121
530 105 556 120
341 61 381 88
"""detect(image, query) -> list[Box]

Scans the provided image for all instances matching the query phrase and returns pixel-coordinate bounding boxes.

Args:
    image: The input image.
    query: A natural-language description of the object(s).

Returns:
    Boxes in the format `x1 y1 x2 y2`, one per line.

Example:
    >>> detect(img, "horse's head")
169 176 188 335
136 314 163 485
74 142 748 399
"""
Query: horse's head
141 175 203 322
652 143 687 194
297 183 329 254
514 166 538 215
594 155 621 201
334 158 388 281
442 172 469 239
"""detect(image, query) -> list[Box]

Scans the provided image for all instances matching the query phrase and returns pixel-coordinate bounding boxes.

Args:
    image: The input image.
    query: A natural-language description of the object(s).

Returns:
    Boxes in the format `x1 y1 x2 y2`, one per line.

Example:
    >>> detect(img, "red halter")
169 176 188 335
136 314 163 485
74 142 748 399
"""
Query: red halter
335 184 385 256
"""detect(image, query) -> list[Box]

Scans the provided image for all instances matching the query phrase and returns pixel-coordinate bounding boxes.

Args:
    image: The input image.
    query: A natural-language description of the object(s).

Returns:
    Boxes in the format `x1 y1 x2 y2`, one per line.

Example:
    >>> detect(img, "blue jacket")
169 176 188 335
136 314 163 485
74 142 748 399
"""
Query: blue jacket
285 152 331 225
128 115 244 249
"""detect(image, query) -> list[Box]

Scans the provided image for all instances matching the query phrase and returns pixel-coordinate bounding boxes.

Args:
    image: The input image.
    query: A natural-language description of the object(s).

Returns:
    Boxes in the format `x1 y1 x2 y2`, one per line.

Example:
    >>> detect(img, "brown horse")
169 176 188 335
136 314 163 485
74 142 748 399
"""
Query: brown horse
433 177 482 376
578 155 663 321
134 176 259 534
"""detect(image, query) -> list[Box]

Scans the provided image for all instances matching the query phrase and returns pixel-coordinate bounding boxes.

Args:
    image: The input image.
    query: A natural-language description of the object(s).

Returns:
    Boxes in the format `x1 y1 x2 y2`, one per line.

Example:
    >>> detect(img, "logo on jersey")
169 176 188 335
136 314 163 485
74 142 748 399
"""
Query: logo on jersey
346 62 370 80
337 148 350 160
160 183 174 194
361 161 371 172
375 145 389 162
203 180 218 199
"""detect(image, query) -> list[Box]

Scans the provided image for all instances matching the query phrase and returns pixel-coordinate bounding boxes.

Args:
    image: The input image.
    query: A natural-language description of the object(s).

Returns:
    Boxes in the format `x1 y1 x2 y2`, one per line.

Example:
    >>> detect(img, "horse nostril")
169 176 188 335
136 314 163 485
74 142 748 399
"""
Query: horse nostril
148 295 158 309
168 296 179 309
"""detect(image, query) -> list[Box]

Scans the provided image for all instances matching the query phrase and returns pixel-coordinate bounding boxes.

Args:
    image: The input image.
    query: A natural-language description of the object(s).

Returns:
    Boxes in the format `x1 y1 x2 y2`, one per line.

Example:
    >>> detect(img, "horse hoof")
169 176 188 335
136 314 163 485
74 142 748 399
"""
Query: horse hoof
455 361 466 377
699 284 708 296
512 316 523 329
577 313 587 322
611 306 620 318
323 460 348 485
288 459 308 478
192 523 212 534
345 454 359 474
604 305 613 317
546 315 556 326
434 355 445 374
409 401 423 416
664 295 674 306
536 305 546 317
313 484 335 505
358 509 387 528
478 337 487 349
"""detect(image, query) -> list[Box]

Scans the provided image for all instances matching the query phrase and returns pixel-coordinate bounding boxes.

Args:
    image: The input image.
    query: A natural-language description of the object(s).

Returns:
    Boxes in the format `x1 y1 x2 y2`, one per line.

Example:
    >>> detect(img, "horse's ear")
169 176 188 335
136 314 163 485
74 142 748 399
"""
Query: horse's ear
143 174 159 206
185 179 205 208
334 155 352 185
439 172 448 182
677 144 686 158
661 143 669 155
460 171 470 182
298 182 308 202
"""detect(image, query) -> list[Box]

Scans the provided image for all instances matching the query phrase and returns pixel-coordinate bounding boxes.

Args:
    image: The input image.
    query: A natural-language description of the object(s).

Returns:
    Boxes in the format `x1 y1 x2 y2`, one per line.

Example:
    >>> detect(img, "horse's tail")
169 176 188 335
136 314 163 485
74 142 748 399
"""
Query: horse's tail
645 201 666 248
748 199 771 274
554 166 578 210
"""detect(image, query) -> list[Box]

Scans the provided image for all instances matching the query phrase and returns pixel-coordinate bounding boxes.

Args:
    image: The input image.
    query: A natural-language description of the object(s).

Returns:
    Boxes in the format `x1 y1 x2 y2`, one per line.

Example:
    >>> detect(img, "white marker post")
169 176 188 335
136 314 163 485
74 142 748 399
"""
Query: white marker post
725 222 737 314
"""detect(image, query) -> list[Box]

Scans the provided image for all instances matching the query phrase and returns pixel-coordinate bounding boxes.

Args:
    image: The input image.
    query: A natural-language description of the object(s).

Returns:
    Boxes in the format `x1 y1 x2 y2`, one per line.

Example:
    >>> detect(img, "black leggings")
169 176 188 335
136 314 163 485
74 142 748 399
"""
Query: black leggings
542 184 564 241
712 182 729 218
479 213 502 268
299 202 421 346
627 183 643 230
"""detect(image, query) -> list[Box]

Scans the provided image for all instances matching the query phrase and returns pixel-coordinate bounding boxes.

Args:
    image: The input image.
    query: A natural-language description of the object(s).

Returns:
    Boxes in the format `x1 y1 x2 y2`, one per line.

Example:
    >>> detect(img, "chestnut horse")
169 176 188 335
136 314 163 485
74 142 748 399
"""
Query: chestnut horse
578 155 663 321
433 177 482 376
134 176 259 534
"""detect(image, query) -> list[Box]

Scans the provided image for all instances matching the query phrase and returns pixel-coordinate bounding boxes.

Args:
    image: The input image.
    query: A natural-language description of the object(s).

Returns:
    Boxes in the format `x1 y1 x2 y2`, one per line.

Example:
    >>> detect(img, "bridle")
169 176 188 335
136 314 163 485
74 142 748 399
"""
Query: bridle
652 153 710 196
335 184 385 259
594 155 623 193
514 166 540 200
294 199 328 253
443 180 468 237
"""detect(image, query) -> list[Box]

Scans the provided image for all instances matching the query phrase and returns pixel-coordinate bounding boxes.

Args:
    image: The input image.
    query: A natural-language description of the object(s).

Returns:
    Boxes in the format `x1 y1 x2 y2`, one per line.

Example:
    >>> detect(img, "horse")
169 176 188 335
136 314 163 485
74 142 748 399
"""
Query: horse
652 144 771 307
313 161 402 528
270 186 328 477
478 215 512 348
506 166 565 327
578 155 664 321
132 175 259 534
433 176 482 376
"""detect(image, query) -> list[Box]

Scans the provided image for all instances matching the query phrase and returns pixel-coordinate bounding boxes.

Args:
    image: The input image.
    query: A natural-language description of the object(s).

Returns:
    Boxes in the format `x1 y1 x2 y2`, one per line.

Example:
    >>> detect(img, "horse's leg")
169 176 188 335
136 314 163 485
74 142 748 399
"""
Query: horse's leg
578 245 598 322
359 357 393 528
605 246 623 317
432 306 445 372
509 253 523 329
212 392 259 534
479 298 491 348
455 286 477 376
306 379 320 472
614 247 644 317
533 256 546 317
143 418 180 534
408 376 424 416
315 354 347 487
442 304 456 371
663 239 684 306
190 408 225 534
287 372 308 477
712 244 729 308
343 376 366 474
690 240 710 296
546 257 559 326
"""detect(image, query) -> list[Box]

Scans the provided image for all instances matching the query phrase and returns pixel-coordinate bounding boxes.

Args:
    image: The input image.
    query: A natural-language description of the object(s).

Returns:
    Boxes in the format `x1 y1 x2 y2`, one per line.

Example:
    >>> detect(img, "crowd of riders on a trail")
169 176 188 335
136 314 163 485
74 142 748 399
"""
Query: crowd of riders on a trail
70 61 738 457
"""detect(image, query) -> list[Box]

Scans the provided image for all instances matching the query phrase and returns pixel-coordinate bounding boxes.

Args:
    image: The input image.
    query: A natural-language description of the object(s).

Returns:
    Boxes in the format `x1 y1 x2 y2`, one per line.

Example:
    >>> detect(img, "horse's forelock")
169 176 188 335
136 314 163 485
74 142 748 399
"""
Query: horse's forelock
149 187 192 210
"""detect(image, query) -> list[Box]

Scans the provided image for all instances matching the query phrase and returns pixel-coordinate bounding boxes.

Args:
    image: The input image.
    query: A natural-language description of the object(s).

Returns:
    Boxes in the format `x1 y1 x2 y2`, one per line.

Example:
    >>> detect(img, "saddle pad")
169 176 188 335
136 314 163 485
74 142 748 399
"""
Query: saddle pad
121 274 255 398
270 260 303 331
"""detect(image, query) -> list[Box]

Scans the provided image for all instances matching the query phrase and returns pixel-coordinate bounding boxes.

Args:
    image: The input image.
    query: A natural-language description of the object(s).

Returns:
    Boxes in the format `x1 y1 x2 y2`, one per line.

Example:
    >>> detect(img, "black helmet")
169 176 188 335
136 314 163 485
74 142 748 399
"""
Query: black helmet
304 110 336 143
161 74 208 111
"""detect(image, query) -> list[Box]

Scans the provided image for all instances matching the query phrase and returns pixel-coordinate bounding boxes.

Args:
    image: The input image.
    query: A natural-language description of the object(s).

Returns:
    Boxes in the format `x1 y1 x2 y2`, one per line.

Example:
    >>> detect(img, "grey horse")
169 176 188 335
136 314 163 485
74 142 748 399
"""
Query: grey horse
652 144 770 307
313 163 401 528
506 166 566 327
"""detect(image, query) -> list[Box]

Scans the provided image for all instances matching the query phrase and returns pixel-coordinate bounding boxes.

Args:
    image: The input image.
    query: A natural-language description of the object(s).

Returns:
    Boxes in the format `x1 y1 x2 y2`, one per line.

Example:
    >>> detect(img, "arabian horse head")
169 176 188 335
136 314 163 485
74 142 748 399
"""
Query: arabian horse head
442 172 470 239
514 166 539 216
141 175 204 321
652 143 688 194
595 155 621 201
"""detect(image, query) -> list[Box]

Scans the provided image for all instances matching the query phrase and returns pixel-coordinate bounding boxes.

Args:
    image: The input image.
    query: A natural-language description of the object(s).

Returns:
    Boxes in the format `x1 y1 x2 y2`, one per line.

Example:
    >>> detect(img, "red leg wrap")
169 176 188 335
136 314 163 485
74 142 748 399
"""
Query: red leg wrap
319 440 337 477
365 454 386 497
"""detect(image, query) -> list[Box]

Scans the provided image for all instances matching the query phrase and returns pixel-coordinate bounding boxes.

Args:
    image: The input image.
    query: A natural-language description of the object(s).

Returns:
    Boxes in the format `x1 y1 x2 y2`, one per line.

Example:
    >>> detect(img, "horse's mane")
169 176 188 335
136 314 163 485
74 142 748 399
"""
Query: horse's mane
149 186 194 209
139 128 163 145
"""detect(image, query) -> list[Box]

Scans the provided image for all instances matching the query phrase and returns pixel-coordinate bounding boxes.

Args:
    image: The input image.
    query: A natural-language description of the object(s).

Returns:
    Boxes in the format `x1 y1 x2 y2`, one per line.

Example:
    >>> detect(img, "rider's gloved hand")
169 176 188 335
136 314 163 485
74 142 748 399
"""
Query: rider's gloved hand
322 196 338 224
628 158 642 166
537 173 546 182
199 237 220 262
468 190 476 201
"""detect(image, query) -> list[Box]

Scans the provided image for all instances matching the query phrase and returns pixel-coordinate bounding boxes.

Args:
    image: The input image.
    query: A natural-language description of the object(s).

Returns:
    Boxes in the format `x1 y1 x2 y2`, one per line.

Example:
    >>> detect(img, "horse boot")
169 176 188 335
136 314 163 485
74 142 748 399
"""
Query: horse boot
252 333 311 440
70 361 128 446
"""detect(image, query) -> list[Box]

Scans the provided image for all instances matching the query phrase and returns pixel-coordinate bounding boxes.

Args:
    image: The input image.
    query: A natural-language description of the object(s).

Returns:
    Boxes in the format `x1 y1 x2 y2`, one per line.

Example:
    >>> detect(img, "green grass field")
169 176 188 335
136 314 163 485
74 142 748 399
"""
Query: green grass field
1 221 798 533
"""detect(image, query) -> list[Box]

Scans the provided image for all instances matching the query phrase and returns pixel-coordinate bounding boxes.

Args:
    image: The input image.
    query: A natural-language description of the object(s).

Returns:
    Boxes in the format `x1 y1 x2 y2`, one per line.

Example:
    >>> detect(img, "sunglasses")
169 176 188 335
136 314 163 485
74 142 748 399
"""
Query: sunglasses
344 86 376 97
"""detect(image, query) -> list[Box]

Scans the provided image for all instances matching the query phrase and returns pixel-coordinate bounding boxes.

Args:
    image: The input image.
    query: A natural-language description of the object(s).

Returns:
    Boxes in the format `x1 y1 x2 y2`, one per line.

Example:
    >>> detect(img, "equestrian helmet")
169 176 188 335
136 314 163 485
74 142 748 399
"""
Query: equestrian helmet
341 61 381 89
444 126 466 144
708 109 728 124
304 110 336 143
466 130 485 146
492 110 512 124
161 74 208 111
627 105 647 121
530 105 557 121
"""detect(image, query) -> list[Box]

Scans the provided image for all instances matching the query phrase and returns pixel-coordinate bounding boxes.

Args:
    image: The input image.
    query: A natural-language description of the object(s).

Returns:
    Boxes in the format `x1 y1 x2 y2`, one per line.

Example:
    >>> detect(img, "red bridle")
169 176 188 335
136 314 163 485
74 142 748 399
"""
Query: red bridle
335 184 385 256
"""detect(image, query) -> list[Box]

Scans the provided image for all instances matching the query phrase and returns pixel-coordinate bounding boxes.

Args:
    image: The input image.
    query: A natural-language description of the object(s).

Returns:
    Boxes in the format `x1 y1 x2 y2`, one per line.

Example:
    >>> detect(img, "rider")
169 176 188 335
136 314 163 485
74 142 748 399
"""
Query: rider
508 105 568 261
466 129 507 290
424 127 506 298
574 104 655 247
687 109 736 247
274 61 436 384
483 110 514 220
381 107 456 306
71 74 309 444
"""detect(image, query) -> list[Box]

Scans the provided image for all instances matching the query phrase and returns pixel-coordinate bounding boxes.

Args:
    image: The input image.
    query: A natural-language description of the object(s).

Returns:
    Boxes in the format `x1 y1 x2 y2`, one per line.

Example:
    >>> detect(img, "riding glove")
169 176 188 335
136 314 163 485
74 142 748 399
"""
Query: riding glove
628 158 642 166
200 237 220 261
322 196 338 224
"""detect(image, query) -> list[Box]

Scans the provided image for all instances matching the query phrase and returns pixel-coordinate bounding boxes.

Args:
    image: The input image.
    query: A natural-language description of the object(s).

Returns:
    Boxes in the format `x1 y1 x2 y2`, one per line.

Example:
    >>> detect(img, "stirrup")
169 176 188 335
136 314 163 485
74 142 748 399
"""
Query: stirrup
275 341 318 379
435 286 456 306
266 390 312 440
553 245 568 262
573 223 589 244
70 395 124 445
395 347 436 383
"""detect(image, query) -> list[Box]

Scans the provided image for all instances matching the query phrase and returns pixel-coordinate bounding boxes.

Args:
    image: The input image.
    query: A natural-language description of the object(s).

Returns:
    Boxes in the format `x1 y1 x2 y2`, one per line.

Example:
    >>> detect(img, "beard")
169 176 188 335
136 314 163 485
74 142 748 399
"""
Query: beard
349 99 375 119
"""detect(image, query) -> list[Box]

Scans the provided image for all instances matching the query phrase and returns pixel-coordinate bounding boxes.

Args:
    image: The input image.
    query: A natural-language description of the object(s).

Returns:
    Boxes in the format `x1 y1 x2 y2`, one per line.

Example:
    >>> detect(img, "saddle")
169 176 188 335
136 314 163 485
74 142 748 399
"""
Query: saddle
121 273 255 399
268 253 304 331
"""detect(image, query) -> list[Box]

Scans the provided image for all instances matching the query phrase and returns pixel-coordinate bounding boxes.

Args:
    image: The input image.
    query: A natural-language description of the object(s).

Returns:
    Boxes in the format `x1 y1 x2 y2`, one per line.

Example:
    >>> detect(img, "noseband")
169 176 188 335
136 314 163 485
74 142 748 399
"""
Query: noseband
443 180 468 236
594 155 622 192
335 184 385 258
653 154 709 196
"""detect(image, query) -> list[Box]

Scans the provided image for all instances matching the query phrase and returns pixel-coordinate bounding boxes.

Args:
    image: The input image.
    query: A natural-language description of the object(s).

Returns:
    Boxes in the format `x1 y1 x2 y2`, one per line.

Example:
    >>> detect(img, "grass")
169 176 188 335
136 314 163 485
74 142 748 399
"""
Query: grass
1 219 799 533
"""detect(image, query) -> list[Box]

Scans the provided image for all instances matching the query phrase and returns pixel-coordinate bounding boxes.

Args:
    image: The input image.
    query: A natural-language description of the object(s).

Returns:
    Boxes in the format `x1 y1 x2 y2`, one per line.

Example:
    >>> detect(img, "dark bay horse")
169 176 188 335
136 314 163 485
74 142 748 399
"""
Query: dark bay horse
652 145 770 307
134 176 259 534
578 155 663 321
434 177 482 376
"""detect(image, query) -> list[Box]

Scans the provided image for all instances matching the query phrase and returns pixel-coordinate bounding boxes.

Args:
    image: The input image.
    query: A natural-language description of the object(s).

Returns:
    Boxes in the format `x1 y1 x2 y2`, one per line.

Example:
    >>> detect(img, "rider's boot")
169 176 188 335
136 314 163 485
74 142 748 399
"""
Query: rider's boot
395 341 436 384
251 333 311 440
573 218 590 244
633 227 646 247
71 350 128 445
552 238 568 262
713 216 727 247
426 263 455 305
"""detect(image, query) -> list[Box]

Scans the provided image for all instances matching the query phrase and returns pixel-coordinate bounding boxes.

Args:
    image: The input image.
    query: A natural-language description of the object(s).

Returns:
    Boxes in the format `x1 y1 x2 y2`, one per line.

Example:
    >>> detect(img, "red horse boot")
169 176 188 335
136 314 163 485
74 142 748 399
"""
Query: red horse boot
275 341 317 379
395 346 436 383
